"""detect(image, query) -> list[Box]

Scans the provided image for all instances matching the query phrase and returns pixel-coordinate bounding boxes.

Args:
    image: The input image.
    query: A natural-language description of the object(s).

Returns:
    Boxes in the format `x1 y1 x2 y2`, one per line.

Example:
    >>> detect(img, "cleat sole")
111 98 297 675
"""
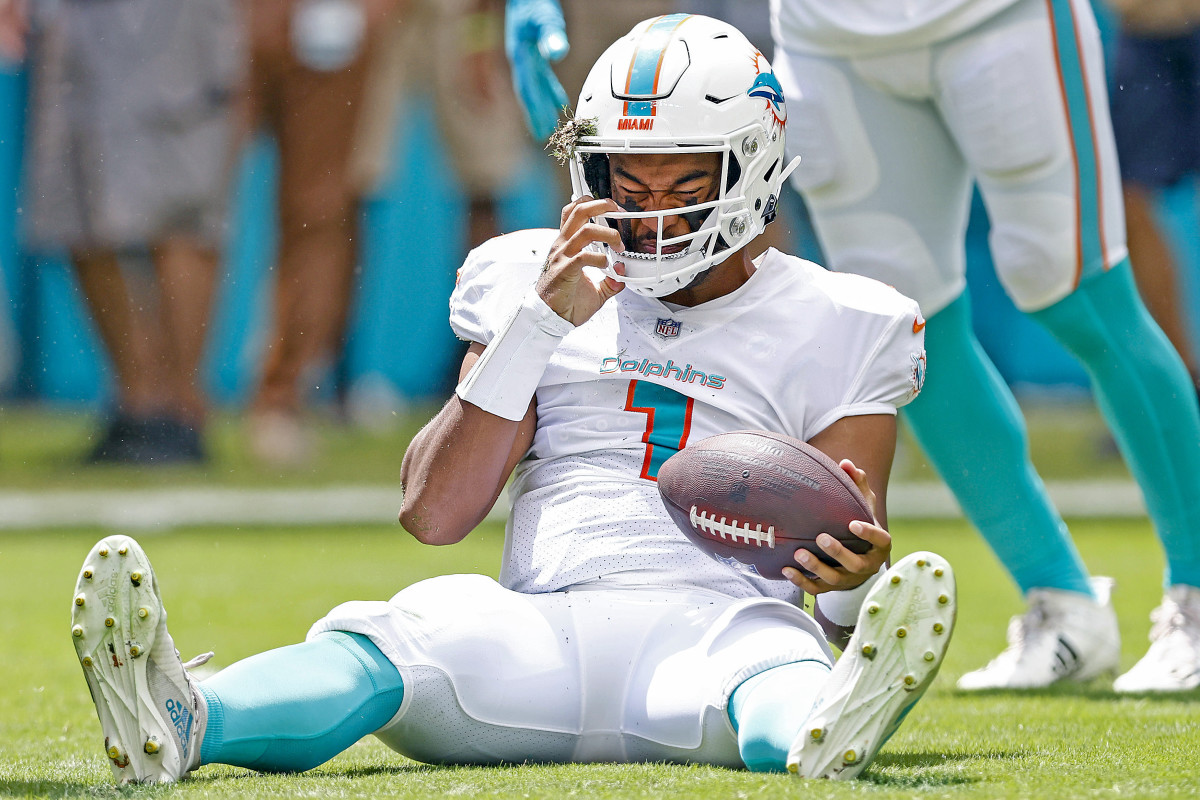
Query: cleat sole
788 551 958 780
71 535 177 783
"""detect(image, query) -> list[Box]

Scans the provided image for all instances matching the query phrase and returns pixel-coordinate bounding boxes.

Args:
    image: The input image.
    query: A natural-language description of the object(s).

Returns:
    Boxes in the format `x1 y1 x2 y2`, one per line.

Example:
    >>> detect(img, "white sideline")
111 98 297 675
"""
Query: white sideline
0 479 1146 531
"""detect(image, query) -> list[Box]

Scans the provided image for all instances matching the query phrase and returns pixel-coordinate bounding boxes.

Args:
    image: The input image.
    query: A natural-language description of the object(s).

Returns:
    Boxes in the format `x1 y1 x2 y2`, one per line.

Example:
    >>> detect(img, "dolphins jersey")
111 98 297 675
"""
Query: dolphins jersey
770 0 1020 56
450 229 925 604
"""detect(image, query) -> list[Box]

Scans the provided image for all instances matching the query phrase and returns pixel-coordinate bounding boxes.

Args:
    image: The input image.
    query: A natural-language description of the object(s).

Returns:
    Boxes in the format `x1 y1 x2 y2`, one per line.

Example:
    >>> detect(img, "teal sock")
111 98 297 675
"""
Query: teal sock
1032 260 1200 588
905 294 1093 596
727 661 830 772
197 631 405 773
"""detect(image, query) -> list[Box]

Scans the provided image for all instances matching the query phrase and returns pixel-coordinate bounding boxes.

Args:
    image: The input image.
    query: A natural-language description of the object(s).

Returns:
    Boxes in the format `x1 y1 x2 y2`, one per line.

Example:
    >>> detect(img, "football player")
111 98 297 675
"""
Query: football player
768 0 1200 691
71 16 957 784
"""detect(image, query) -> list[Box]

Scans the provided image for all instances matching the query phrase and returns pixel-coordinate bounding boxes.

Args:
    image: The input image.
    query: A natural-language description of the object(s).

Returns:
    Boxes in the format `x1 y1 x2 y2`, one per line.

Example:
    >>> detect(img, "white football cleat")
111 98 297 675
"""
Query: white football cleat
788 551 956 780
956 577 1119 690
1113 585 1200 693
71 535 211 784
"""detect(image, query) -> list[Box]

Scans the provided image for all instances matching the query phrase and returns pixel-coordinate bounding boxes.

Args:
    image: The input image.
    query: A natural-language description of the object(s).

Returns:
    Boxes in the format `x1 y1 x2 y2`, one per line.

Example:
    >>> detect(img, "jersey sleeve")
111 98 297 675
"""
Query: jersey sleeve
806 280 927 437
448 229 556 344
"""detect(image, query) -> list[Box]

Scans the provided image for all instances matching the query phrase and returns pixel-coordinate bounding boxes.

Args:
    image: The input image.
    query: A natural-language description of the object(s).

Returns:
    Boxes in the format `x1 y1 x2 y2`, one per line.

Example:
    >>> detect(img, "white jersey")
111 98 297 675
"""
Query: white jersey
450 229 925 604
770 0 1020 57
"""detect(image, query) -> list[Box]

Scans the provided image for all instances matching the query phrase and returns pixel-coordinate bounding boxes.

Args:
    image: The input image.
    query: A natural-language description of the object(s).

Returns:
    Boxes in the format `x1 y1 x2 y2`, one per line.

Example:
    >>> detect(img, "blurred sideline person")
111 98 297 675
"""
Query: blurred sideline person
352 0 527 253
70 17 958 784
1107 0 1200 393
771 0 1200 691
11 0 240 464
242 0 402 467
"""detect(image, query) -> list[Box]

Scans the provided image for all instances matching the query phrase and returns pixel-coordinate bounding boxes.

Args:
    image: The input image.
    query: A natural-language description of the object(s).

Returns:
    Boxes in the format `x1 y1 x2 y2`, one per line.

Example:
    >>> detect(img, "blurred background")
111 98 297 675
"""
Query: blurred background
0 0 1196 500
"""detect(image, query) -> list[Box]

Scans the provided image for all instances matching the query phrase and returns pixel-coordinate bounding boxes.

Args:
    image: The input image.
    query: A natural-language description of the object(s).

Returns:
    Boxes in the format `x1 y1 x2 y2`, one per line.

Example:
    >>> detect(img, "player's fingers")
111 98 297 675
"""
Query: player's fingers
813 532 871 578
563 197 619 234
781 565 835 595
792 546 847 587
559 195 591 228
848 519 891 550
839 457 878 519
565 221 622 257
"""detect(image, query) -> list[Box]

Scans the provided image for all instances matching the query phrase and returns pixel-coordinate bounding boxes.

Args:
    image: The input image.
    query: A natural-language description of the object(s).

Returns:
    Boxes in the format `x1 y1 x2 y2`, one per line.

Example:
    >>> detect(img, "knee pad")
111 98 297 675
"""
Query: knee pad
988 199 1078 311
816 211 964 314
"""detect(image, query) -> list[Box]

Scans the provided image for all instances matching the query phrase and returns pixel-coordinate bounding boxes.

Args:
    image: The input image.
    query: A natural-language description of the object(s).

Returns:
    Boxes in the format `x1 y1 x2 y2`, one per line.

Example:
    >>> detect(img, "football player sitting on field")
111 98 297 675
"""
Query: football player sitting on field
69 15 957 783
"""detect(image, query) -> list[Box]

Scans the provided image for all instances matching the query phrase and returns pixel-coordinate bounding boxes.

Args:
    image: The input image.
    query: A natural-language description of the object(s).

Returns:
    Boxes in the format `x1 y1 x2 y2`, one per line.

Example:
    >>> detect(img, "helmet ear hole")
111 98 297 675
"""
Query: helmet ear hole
724 157 742 193
582 154 612 199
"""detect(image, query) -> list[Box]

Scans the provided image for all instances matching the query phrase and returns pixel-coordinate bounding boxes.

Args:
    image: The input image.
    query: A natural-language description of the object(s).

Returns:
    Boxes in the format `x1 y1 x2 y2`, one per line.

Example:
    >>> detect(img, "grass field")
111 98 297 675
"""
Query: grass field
2 518 1198 799
1 403 1197 798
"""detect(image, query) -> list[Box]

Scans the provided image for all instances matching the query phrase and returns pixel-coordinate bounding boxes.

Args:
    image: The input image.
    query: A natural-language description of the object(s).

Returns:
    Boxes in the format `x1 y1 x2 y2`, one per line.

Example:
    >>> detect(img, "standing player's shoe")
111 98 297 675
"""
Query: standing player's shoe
70 535 211 784
956 577 1119 690
1113 585 1200 693
788 551 957 780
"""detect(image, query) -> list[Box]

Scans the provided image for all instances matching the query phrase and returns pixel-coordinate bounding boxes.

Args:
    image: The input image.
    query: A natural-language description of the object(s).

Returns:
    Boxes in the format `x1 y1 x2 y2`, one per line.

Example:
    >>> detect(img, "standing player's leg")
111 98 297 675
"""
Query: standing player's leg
949 0 1200 691
70 535 405 783
774 41 1117 688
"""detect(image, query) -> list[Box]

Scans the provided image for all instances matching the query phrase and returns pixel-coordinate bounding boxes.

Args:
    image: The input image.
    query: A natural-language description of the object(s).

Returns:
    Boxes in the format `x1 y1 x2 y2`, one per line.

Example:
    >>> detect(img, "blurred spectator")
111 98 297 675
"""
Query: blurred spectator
352 0 525 253
1108 0 1200 392
13 0 241 464
243 0 402 467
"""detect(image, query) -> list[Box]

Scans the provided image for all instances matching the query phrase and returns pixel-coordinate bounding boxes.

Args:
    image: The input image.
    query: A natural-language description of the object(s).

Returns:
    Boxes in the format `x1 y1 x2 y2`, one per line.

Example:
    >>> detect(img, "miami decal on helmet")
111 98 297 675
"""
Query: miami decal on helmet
748 52 786 128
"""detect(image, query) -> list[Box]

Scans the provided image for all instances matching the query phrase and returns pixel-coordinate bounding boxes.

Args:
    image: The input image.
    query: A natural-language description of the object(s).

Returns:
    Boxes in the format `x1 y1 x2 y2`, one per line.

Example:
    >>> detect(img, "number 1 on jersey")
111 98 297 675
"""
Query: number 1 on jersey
625 380 695 480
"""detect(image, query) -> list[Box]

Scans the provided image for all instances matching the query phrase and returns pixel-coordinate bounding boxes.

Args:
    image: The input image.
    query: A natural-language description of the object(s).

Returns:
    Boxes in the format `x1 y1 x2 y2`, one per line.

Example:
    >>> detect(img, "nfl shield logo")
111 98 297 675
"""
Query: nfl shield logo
655 318 682 338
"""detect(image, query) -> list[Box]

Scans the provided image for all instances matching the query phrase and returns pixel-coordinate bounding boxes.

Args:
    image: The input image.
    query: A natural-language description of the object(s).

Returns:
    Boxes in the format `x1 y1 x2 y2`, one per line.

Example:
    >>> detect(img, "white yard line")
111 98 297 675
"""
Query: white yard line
0 480 1146 531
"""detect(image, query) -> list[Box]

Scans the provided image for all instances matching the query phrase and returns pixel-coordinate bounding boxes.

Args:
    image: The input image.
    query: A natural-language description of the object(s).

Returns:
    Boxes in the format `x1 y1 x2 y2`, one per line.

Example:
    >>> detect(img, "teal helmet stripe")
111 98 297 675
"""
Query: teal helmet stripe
623 13 692 117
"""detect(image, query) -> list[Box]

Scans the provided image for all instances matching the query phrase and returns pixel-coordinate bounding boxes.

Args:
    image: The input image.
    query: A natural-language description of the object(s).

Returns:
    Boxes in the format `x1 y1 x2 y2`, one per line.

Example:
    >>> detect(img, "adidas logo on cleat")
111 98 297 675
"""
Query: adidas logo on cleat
166 698 192 751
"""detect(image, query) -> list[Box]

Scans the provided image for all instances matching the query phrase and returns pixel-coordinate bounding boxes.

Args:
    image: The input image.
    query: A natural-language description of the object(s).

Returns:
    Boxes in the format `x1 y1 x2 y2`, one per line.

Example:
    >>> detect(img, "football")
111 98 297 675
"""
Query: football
657 430 874 580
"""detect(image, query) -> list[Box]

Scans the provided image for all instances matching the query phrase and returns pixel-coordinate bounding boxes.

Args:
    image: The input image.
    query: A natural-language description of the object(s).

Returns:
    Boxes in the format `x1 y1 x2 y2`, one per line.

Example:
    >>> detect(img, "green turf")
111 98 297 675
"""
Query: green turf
2 518 1197 799
0 397 1131 490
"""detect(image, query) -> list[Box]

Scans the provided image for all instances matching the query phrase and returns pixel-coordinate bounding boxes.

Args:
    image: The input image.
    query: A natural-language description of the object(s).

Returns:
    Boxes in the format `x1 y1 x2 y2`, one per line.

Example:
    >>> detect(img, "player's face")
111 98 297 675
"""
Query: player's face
606 152 722 256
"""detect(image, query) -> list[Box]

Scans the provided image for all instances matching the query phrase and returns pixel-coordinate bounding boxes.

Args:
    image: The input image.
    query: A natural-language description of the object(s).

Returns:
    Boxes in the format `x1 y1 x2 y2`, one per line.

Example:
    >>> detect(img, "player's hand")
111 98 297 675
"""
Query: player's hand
505 0 569 141
782 459 891 594
535 196 625 326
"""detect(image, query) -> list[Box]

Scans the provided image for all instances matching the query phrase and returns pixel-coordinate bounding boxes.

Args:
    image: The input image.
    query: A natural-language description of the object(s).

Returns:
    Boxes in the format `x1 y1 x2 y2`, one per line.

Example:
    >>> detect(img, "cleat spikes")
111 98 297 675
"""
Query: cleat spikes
81 656 93 668
138 608 149 619
934 568 944 577
129 644 141 658
72 625 84 638
144 739 159 755
788 552 957 780
99 548 108 558
810 727 825 742
83 569 93 580
75 595 86 607
130 572 142 586
104 617 115 628
938 594 949 605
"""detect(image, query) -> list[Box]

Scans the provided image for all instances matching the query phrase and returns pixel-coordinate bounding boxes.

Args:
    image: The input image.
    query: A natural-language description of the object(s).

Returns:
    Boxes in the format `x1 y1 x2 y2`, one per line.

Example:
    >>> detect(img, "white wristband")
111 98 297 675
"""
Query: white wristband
815 565 887 627
455 288 573 420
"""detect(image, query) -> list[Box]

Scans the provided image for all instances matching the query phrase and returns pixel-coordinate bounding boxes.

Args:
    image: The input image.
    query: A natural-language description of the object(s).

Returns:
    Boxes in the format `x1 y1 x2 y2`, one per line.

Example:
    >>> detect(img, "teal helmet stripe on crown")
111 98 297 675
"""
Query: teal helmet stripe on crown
622 14 692 117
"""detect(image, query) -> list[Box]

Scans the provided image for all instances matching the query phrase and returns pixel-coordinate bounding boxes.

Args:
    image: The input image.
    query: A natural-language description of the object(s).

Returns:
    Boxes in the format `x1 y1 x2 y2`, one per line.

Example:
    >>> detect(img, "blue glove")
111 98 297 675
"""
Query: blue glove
505 0 570 141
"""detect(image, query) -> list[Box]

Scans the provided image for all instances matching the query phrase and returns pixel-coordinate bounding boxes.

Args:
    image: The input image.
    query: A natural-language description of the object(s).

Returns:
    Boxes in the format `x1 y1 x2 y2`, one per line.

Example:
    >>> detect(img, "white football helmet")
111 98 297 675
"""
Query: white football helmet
568 14 800 297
